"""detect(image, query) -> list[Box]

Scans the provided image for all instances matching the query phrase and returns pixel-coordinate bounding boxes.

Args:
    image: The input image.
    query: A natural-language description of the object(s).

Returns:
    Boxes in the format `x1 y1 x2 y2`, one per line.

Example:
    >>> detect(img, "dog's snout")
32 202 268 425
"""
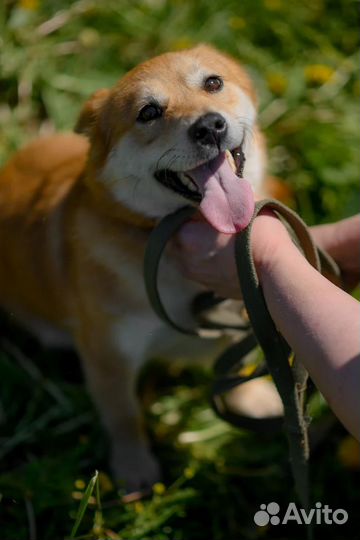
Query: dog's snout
188 113 227 147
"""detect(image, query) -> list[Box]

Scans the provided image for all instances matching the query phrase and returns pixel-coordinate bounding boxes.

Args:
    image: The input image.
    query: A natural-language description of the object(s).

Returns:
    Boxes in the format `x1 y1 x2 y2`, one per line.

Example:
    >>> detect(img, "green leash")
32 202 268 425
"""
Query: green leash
143 198 341 535
234 199 320 516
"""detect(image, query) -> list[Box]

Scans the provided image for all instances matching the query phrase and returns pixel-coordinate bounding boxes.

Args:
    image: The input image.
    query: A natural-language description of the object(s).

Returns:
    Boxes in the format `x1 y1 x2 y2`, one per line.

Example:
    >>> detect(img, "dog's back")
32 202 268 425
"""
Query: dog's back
0 133 89 325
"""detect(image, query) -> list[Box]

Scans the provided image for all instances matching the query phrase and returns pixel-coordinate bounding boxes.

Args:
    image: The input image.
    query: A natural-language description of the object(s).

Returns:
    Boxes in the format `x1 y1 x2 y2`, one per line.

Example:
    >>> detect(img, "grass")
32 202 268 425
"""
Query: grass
0 0 360 539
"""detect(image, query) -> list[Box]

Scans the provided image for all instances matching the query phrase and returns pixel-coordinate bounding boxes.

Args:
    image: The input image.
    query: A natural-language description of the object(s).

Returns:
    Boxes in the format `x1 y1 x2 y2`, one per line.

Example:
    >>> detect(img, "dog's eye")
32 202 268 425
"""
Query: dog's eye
137 103 163 123
204 76 223 93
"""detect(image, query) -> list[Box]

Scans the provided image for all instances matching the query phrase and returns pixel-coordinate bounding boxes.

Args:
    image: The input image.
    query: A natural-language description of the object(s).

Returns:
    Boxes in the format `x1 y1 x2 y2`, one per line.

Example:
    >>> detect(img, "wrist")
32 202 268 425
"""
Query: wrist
250 211 294 281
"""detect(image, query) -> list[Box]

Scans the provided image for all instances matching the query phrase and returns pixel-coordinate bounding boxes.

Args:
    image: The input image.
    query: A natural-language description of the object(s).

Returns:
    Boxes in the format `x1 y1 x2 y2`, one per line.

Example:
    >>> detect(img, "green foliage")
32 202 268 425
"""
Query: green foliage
1 0 359 221
0 1 359 539
0 336 359 539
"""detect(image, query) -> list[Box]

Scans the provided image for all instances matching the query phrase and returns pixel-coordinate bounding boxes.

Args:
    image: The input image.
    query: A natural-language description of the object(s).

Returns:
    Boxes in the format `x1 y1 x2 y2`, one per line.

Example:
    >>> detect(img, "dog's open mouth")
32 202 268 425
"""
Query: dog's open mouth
154 146 255 234
154 146 245 204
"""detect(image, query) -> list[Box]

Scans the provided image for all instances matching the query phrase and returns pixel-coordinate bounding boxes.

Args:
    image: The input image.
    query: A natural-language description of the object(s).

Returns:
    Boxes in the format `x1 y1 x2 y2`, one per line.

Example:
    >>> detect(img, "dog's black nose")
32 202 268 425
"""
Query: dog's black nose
188 113 227 147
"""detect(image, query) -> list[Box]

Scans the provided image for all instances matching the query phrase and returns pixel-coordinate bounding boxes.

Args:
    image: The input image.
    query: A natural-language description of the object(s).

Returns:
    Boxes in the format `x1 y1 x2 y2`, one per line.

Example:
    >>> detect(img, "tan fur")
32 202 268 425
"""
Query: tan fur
0 45 277 489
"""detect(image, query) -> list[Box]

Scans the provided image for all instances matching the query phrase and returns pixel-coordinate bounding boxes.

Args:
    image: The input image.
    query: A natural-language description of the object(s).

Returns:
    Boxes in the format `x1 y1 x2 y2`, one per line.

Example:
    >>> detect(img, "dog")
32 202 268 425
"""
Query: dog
0 45 272 490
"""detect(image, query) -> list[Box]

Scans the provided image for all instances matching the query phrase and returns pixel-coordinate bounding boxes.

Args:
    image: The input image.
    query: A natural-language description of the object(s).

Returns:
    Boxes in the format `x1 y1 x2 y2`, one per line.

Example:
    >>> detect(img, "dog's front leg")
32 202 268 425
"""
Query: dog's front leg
74 315 161 491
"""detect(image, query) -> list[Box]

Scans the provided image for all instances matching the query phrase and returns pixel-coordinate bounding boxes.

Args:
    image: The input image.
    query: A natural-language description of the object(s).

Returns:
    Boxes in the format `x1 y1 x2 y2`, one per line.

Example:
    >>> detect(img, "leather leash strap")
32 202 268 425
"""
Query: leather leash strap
144 198 341 534
235 199 320 518
144 206 198 335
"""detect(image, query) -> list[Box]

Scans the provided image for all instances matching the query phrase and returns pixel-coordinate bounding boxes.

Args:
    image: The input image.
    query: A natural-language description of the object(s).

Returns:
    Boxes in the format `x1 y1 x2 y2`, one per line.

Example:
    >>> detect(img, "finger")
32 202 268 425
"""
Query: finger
177 221 219 253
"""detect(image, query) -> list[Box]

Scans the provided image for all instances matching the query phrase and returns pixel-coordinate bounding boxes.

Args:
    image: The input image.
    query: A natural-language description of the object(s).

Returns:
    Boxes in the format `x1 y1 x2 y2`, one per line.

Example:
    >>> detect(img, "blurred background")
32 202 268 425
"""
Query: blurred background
0 1 359 539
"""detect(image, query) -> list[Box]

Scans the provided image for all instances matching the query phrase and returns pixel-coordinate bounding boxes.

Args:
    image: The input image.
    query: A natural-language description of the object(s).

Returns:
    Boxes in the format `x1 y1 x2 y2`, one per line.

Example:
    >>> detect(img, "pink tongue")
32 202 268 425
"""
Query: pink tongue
188 152 255 233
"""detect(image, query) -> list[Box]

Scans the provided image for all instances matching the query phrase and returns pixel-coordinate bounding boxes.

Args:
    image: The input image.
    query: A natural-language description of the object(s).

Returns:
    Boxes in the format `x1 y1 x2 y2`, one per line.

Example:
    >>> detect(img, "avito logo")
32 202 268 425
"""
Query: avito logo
254 502 348 526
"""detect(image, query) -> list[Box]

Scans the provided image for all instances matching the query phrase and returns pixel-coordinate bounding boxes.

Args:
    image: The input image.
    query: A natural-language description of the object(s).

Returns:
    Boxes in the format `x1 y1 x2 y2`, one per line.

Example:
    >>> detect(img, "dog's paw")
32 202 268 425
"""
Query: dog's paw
111 443 161 493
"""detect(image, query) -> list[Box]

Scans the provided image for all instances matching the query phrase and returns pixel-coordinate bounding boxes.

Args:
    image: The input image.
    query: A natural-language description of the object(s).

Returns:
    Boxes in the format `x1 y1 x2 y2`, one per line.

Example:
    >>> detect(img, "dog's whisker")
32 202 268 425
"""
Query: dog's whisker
130 176 142 203
156 146 177 172
237 122 254 144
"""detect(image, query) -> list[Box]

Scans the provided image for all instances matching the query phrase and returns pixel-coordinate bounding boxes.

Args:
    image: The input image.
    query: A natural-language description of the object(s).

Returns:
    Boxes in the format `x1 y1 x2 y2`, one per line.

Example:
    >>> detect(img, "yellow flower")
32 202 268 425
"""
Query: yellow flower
71 491 83 500
184 467 195 479
19 0 39 10
228 17 246 30
172 37 193 50
134 501 144 513
337 436 360 470
153 482 166 495
74 479 86 490
78 28 100 48
267 73 288 96
264 0 282 11
305 64 334 86
98 471 114 494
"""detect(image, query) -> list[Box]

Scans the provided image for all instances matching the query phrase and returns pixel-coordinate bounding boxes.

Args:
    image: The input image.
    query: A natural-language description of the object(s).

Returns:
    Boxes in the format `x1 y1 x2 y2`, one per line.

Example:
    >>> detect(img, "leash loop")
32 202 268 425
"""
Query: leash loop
144 206 249 336
144 206 197 335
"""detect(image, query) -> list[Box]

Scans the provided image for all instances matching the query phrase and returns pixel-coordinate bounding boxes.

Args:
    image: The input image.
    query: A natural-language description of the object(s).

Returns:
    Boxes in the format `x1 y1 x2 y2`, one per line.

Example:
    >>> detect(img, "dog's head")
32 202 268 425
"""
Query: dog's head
77 45 264 233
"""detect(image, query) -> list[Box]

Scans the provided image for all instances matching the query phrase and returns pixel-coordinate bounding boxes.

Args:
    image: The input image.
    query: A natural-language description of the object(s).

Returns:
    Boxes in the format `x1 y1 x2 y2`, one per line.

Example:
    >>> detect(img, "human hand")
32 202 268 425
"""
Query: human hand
310 215 360 290
174 219 240 299
174 211 291 299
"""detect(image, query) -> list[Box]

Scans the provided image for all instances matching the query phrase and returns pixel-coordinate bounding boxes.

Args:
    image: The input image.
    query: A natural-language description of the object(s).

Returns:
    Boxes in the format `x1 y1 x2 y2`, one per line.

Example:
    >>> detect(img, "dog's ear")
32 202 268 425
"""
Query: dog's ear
74 88 111 137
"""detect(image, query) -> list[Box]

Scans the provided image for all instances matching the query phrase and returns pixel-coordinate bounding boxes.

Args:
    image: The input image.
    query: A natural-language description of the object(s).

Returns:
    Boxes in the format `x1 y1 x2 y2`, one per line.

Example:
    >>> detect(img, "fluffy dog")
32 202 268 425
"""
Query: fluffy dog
0 45 268 490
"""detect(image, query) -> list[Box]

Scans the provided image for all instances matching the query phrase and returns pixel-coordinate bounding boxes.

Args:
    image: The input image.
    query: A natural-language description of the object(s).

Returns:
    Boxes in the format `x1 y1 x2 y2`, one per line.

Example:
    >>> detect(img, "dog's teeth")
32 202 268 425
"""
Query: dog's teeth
179 172 198 192
185 178 197 191
178 171 188 185
225 149 237 173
